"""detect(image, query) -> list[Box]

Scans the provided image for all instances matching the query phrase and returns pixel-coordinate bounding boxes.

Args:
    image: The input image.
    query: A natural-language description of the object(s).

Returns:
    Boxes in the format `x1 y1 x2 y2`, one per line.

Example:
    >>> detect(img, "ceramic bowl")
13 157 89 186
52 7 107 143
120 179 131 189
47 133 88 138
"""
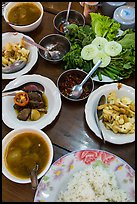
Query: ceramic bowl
2 127 53 183
2 32 38 79
3 2 43 32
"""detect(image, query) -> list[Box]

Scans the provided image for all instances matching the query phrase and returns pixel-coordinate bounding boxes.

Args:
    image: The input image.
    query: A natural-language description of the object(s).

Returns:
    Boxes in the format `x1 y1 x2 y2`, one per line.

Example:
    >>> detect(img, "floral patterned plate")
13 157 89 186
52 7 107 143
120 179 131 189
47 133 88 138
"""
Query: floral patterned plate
34 149 135 202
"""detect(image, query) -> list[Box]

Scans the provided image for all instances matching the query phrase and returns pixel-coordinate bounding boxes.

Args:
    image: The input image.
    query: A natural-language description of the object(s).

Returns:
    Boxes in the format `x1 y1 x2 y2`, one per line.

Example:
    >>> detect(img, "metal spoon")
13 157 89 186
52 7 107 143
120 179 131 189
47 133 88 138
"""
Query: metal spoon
95 94 106 143
63 2 72 33
69 60 102 99
2 82 45 97
30 164 39 190
22 36 61 60
2 60 26 74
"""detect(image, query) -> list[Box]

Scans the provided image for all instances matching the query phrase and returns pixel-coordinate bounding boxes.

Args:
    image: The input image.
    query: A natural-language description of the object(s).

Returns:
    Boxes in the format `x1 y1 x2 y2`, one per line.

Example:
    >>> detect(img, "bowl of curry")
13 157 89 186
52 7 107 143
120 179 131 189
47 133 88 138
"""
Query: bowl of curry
3 2 43 32
2 127 53 183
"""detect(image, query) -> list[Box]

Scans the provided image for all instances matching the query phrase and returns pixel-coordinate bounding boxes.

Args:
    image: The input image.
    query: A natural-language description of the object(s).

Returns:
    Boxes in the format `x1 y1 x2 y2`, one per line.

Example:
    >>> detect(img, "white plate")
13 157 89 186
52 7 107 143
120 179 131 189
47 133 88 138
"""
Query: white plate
92 74 122 83
85 83 135 144
34 149 135 202
2 32 38 79
2 74 62 129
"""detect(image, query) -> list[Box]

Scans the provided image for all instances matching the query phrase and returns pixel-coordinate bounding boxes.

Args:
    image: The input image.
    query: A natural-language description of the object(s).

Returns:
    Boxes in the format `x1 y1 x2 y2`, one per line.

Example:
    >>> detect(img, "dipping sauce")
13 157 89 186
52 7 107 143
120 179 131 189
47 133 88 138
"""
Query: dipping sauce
58 71 93 100
4 132 51 179
59 20 79 33
7 2 41 26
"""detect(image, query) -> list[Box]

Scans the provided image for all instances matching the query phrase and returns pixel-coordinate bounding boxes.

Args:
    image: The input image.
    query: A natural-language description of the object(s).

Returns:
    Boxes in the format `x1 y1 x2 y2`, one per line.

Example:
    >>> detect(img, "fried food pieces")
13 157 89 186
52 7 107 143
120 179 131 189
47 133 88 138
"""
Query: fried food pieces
97 91 135 134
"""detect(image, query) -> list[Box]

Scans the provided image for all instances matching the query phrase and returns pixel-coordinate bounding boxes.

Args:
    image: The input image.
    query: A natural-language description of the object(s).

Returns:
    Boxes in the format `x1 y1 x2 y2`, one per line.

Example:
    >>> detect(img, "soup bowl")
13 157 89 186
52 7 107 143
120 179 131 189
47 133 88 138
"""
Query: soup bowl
2 127 53 184
3 2 43 32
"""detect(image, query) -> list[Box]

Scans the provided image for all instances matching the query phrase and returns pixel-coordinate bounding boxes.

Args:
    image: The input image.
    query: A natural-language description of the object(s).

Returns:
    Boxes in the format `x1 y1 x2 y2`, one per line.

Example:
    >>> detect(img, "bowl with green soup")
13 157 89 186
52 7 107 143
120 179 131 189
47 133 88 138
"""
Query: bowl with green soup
3 2 43 32
2 127 53 183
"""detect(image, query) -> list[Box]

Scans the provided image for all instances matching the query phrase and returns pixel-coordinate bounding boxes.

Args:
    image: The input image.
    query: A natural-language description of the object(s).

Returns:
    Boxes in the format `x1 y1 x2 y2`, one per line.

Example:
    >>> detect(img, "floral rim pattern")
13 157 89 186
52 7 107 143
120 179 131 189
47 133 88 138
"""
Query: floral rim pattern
34 149 135 202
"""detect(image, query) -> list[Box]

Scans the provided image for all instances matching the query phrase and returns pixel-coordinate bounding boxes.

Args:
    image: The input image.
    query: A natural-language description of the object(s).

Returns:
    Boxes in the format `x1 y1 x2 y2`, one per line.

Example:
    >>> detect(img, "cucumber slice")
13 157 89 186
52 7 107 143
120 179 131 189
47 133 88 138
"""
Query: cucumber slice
91 37 108 51
81 44 99 60
104 41 122 56
93 51 111 68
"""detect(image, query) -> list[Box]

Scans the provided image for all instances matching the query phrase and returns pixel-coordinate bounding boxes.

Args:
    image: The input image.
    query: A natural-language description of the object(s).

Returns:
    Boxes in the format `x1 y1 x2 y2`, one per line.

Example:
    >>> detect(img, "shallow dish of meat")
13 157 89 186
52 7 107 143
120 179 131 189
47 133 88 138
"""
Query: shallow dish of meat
2 74 62 129
13 85 48 122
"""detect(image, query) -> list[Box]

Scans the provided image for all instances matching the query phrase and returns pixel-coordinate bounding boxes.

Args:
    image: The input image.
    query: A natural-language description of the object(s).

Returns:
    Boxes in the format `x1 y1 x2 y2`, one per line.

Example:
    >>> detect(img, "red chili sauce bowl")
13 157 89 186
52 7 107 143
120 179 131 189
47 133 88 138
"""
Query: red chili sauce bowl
57 69 94 101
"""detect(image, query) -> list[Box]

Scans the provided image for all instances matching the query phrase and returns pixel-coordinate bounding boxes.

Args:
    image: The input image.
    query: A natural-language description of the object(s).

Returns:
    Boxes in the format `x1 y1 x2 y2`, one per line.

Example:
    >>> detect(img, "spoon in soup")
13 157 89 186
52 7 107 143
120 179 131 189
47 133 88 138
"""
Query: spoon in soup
30 164 39 190
22 36 61 60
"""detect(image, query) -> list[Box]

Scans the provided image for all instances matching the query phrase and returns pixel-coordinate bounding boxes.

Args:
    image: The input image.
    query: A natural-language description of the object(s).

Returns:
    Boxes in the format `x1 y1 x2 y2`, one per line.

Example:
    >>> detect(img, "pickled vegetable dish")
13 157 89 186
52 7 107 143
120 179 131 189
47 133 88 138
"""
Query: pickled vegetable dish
4 132 50 179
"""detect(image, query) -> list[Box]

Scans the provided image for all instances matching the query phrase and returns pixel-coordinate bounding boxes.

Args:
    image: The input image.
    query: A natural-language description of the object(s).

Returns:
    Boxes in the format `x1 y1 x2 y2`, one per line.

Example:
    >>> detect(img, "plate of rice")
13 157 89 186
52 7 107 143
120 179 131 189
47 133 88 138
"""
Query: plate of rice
34 149 135 202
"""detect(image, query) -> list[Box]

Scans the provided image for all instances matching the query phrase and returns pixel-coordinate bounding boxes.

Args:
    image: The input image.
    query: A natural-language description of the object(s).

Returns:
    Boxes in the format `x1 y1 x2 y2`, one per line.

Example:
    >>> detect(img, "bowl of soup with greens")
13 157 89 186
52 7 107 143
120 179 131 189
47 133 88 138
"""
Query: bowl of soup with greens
3 2 43 32
2 127 53 183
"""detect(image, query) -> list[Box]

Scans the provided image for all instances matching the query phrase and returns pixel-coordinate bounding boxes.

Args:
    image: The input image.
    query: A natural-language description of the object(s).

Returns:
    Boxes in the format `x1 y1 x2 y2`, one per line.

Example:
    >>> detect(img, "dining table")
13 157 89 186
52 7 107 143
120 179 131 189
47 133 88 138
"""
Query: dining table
2 2 135 202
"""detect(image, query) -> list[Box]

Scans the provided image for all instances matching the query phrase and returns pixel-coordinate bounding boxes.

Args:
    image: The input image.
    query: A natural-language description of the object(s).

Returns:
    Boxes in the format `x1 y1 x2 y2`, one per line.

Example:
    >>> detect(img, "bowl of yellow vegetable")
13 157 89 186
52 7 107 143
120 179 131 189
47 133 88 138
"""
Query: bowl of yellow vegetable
2 32 38 79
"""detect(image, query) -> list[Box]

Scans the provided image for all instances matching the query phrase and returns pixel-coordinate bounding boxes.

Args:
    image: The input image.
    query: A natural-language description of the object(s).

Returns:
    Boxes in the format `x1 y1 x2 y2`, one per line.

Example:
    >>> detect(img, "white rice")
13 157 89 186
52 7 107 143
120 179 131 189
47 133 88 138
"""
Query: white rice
57 165 130 202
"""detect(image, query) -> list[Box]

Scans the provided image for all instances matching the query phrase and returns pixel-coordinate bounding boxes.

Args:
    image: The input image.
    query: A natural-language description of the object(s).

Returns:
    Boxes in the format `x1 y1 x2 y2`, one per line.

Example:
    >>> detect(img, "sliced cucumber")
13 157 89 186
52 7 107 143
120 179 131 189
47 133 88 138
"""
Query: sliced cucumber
104 41 122 56
81 44 99 60
93 51 111 68
91 37 108 51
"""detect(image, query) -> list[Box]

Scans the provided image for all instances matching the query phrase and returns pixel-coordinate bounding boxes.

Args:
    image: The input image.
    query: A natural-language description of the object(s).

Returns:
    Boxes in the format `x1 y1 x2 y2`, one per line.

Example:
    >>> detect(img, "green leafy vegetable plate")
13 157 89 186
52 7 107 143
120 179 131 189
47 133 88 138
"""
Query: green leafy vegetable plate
63 13 135 82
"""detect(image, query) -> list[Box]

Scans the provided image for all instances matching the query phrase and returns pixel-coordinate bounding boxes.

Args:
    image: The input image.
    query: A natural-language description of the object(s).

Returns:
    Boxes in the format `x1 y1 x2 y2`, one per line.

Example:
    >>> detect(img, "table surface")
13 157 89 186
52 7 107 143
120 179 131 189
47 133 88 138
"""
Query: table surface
2 2 135 202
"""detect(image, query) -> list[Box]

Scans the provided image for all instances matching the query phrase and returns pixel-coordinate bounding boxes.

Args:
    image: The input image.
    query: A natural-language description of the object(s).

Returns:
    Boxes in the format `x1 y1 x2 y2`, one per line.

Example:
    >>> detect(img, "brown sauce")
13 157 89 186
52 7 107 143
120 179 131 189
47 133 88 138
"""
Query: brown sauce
8 3 41 26
59 20 79 33
4 132 51 179
59 72 93 99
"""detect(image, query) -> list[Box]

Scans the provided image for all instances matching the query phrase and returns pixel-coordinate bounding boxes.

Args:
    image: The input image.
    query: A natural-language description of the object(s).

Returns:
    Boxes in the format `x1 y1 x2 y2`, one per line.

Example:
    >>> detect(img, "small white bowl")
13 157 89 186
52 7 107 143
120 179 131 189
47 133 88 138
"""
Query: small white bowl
2 127 53 184
3 2 43 32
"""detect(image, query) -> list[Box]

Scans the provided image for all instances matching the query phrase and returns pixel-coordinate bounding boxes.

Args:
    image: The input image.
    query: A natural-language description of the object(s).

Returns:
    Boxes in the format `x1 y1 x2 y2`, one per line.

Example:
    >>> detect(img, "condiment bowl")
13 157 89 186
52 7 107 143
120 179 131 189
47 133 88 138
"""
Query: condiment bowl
38 34 71 63
57 69 94 102
3 2 43 32
53 10 85 35
2 127 53 184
